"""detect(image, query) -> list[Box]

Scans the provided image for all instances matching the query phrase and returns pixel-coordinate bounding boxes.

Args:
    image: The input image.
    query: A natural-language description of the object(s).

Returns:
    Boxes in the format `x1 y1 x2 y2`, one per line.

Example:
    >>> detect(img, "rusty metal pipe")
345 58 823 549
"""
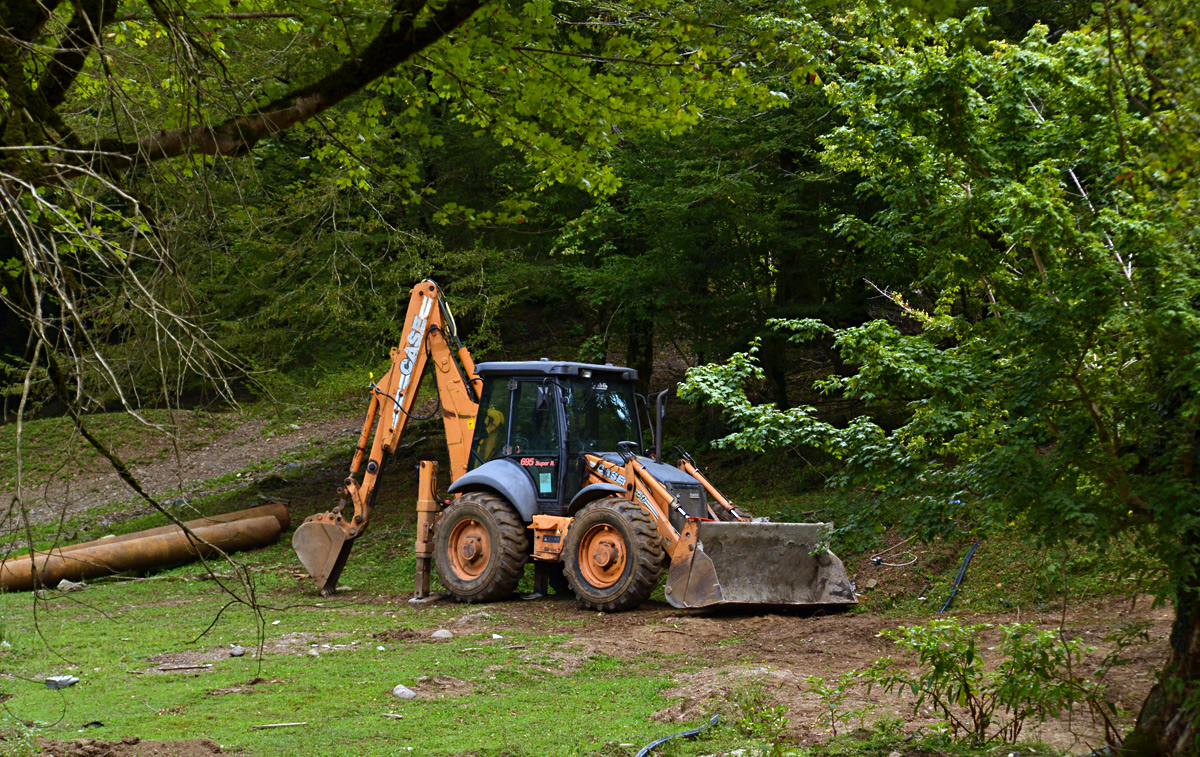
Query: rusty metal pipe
1 514 284 592
17 504 291 558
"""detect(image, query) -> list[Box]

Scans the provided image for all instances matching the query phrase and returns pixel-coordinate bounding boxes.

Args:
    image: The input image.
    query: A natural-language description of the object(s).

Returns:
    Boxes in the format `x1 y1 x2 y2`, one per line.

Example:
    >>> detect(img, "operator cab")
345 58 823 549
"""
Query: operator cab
468 361 641 515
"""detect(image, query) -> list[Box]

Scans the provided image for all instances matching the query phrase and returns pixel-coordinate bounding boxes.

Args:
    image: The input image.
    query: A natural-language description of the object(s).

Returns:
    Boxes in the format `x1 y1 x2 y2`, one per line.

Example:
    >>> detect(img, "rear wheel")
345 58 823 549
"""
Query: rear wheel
564 497 663 612
435 492 528 603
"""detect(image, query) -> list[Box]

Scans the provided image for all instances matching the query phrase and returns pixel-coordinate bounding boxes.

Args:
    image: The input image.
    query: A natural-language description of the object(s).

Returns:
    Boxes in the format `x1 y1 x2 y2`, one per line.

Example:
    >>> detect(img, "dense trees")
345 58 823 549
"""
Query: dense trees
0 0 792 407
683 6 1200 753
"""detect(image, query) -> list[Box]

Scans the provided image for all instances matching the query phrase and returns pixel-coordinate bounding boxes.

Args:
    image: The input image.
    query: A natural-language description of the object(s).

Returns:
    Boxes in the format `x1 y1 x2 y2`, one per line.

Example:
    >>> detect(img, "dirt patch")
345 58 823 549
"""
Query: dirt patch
142 633 335 672
473 595 1169 753
372 627 425 643
411 675 474 698
209 677 286 696
267 631 327 655
145 648 228 672
635 599 1171 752
654 661 907 746
38 737 222 756
567 611 738 659
451 609 498 626
372 624 497 643
653 665 801 725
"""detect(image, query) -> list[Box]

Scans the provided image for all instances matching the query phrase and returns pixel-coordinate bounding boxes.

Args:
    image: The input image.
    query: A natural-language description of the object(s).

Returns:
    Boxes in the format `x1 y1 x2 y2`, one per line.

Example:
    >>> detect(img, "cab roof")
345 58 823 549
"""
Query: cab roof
474 360 637 382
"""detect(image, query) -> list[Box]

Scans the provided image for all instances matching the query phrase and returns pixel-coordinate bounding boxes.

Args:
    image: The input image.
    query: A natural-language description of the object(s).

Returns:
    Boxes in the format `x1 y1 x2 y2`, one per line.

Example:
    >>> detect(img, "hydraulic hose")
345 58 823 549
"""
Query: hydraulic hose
938 539 981 613
635 715 719 757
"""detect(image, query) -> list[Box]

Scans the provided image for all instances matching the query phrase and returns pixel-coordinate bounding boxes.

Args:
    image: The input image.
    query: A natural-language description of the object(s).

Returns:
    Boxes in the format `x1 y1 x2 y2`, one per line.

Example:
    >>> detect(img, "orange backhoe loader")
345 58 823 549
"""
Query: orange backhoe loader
293 280 857 611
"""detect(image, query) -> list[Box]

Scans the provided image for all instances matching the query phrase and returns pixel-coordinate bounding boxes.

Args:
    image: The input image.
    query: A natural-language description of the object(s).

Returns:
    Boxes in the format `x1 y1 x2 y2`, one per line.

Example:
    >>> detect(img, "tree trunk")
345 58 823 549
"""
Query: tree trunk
626 318 654 395
758 332 790 410
1123 579 1198 756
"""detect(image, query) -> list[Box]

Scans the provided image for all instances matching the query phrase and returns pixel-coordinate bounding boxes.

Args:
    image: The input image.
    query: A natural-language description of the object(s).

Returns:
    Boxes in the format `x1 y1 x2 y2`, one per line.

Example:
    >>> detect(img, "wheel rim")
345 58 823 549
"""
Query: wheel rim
578 523 627 589
447 517 492 581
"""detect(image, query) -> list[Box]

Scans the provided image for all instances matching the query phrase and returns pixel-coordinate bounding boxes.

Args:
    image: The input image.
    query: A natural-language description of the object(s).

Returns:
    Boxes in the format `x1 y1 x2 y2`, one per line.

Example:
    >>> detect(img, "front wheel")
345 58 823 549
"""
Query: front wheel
434 492 528 603
563 497 664 612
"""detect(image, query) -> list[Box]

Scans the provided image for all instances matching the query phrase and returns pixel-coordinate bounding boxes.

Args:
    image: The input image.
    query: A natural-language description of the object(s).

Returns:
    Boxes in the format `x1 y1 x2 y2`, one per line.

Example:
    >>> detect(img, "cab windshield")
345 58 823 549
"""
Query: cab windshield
562 376 640 455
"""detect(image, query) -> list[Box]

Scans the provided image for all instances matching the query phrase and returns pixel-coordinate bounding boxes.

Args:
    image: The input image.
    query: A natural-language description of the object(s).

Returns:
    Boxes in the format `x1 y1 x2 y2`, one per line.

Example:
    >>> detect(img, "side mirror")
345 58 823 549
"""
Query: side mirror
535 385 550 410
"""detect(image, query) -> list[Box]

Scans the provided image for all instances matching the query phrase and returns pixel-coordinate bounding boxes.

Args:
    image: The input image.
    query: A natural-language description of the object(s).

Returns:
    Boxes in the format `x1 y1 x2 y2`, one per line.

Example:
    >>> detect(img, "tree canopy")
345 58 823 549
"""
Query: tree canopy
682 6 1200 753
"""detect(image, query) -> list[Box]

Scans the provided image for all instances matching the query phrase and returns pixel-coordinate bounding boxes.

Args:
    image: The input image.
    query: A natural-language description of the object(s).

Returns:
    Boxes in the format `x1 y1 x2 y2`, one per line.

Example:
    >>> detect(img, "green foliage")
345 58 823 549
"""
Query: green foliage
681 3 1200 608
733 681 791 745
4 0 844 408
684 17 1200 745
805 672 870 737
866 620 1108 745
548 63 904 395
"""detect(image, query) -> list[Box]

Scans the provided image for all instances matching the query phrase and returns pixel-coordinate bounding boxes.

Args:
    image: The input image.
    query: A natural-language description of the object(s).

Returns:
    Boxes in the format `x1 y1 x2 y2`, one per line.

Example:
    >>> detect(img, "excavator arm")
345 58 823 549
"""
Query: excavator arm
293 280 480 595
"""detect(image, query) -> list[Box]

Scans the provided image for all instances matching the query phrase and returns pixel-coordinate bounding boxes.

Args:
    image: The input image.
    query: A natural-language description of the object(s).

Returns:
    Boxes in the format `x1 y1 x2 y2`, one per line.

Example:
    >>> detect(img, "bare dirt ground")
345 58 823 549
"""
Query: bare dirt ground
400 595 1173 754
38 736 223 756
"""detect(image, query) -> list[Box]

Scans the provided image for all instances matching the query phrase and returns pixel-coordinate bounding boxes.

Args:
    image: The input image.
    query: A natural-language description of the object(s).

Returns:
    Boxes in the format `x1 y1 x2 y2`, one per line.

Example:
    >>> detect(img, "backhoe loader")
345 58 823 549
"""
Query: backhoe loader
293 280 857 611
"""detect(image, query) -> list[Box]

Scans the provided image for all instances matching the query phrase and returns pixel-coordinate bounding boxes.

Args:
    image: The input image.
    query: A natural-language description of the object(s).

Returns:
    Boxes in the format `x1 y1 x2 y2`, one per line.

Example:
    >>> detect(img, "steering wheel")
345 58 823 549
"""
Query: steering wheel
510 435 530 454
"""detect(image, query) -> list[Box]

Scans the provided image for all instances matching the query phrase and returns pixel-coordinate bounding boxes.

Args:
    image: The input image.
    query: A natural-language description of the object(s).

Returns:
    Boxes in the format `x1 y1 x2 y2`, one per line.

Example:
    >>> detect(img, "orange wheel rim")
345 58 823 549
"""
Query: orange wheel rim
578 523 627 589
447 517 491 581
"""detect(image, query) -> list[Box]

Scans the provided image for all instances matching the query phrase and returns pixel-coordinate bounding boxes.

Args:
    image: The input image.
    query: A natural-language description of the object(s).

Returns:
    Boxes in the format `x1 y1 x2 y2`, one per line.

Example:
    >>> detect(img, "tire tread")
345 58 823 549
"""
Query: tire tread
564 497 663 612
435 491 528 603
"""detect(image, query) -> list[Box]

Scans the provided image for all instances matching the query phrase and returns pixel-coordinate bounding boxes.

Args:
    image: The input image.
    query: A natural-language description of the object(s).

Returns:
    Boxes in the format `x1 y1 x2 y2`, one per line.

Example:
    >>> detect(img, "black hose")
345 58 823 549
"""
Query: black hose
370 334 443 422
938 539 980 613
635 715 719 757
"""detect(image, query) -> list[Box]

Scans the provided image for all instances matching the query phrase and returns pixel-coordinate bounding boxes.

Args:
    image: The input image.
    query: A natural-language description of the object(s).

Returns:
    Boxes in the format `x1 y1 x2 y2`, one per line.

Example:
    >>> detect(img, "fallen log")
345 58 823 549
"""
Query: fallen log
0 504 289 591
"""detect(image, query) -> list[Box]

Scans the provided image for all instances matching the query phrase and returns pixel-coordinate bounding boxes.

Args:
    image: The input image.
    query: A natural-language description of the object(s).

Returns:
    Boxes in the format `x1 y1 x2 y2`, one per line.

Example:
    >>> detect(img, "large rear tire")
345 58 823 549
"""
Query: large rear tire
434 492 528 603
564 497 663 612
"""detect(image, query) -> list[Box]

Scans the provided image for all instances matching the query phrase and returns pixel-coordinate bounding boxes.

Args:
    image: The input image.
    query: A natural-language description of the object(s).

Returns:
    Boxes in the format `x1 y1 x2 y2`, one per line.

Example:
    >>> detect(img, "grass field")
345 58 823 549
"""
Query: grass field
0 402 1171 756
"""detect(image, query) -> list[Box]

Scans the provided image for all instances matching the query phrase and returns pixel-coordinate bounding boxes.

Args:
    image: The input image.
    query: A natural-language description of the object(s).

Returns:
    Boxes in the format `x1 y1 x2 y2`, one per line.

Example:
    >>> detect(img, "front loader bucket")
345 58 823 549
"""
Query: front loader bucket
292 519 355 596
664 521 857 609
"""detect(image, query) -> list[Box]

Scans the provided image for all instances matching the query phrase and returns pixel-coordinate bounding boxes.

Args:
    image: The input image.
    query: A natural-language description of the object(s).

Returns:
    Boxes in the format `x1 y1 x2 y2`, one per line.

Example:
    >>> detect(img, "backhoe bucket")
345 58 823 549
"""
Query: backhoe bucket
292 519 355 596
664 521 857 609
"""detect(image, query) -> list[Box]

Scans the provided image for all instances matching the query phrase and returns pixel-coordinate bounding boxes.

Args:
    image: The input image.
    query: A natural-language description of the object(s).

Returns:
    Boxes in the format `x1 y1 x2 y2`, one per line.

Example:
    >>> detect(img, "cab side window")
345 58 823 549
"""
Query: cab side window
510 381 558 455
469 379 510 469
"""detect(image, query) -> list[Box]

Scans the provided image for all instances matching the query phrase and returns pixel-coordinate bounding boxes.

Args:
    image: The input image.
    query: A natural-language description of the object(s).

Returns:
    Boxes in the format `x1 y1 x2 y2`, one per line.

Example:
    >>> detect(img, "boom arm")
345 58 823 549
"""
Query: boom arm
345 281 480 515
293 280 480 594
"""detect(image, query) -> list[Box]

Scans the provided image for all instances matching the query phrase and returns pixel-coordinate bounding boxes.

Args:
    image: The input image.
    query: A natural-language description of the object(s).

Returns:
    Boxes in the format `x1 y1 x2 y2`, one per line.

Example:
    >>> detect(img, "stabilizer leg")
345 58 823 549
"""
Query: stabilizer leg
413 460 441 599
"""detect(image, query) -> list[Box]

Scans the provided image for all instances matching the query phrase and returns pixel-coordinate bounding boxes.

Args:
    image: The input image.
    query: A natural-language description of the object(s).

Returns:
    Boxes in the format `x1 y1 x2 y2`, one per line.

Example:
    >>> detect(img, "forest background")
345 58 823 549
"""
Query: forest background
1 0 1197 753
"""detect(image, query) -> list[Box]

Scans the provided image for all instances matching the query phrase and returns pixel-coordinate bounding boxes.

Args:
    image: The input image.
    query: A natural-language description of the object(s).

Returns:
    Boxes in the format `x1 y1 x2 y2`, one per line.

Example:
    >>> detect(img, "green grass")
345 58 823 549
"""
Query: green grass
0 412 713 755
0 585 673 755
0 398 1153 756
0 548 800 757
0 408 241 479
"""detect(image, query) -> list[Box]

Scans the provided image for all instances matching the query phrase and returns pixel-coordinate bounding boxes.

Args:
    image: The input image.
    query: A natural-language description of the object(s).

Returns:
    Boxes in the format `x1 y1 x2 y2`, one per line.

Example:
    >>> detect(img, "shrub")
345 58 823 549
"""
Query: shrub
865 619 1115 746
